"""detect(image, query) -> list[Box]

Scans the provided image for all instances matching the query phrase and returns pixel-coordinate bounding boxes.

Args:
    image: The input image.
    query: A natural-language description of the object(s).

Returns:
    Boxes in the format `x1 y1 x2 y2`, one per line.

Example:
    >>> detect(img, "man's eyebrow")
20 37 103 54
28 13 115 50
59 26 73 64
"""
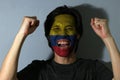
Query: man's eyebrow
66 25 73 27
52 25 60 28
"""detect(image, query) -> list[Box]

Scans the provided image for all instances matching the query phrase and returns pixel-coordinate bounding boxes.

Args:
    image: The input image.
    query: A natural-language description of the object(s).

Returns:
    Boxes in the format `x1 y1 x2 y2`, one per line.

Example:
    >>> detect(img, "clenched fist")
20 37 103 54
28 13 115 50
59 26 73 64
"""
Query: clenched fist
90 17 112 39
18 16 39 37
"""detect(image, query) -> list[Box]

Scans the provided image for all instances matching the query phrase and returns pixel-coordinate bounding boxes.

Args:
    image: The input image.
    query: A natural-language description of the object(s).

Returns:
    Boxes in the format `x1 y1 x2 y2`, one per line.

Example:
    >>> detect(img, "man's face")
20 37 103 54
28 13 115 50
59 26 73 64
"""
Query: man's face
49 14 78 57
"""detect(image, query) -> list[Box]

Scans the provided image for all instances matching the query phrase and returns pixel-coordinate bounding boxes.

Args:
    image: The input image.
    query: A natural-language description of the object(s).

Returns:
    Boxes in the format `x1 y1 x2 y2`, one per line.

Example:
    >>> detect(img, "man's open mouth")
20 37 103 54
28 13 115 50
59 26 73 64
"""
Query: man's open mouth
57 39 71 48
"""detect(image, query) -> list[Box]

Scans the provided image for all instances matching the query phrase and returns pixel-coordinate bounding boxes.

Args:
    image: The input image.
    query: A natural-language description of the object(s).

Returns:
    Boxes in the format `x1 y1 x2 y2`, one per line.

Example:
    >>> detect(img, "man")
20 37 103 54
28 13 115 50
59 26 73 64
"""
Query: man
0 5 120 80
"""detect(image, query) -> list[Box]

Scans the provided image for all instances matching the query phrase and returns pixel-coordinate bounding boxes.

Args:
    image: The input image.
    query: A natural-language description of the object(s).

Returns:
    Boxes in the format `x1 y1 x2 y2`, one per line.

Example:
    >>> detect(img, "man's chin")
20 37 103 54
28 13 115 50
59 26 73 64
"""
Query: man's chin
53 46 73 57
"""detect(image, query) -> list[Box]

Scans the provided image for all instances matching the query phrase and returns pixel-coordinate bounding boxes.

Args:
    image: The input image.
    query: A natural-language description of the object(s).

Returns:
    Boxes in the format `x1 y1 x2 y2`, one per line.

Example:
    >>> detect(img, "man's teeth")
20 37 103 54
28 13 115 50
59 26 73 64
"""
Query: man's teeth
58 41 68 44
57 41 70 47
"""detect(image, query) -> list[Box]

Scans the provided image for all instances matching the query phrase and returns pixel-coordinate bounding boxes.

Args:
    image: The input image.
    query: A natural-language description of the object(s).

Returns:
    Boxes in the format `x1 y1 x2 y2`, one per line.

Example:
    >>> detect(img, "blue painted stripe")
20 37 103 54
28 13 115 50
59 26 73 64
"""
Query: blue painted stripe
49 35 77 46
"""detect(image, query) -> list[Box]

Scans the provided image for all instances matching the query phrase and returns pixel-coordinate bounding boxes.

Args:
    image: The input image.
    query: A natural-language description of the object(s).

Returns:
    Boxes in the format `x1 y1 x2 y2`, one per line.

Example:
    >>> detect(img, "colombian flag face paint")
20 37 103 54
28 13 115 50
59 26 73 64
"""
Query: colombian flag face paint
49 14 77 57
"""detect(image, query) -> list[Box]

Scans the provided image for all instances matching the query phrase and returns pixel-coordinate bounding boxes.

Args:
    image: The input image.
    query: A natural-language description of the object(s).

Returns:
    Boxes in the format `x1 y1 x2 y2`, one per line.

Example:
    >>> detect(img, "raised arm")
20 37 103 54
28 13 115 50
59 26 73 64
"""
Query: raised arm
90 17 120 80
0 16 39 80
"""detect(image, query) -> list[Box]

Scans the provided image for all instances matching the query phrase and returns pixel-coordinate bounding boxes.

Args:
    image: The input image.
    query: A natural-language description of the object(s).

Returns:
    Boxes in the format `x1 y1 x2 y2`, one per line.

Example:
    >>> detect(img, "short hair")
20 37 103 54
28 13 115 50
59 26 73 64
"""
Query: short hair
44 5 83 37
44 5 83 47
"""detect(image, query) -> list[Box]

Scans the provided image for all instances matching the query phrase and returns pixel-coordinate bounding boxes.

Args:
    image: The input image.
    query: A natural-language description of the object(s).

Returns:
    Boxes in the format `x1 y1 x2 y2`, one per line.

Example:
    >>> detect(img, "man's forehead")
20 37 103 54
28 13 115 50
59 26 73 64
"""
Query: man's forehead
54 14 75 24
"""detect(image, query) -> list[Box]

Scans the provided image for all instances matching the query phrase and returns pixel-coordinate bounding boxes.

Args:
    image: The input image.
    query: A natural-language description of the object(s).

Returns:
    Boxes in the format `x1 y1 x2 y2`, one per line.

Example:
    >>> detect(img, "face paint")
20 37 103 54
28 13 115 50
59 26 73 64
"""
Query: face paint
49 14 77 57
49 35 77 57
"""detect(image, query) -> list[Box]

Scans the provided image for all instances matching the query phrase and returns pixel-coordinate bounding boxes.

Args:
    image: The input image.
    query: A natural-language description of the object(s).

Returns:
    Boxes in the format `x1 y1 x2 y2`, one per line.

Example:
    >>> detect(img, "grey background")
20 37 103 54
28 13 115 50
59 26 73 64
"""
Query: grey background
0 0 120 71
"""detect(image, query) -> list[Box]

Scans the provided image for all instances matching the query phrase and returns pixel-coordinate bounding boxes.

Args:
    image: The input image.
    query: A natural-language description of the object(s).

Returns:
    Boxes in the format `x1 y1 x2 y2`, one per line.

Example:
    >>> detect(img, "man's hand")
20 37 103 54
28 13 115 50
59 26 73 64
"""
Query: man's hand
90 17 112 39
18 16 39 37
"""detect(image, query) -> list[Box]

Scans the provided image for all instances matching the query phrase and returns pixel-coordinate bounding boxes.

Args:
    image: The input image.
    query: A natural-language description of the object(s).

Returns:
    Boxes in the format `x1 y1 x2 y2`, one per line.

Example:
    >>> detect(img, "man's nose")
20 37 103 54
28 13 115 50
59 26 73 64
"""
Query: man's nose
59 29 67 35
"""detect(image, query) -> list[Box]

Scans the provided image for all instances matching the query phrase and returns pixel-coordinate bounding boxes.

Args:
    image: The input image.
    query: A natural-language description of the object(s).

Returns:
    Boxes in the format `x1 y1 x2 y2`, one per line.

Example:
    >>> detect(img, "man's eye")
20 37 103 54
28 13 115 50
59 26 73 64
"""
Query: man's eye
53 27 60 31
66 27 73 30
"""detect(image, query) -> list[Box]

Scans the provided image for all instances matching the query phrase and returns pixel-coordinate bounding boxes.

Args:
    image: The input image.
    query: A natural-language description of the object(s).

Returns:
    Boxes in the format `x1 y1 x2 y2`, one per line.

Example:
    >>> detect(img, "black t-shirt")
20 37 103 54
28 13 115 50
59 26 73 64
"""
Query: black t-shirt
17 59 113 80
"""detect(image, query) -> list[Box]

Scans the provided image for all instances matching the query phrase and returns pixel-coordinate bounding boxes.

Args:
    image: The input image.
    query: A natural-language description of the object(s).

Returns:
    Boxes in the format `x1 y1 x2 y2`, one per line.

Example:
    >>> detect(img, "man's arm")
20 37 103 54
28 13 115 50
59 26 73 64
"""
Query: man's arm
91 18 120 80
103 35 120 80
0 16 39 80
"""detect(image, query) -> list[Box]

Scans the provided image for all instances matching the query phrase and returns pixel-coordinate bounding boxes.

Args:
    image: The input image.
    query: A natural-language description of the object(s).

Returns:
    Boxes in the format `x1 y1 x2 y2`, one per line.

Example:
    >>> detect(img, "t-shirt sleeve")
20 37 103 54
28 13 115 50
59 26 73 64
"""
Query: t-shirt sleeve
95 60 113 80
17 60 45 80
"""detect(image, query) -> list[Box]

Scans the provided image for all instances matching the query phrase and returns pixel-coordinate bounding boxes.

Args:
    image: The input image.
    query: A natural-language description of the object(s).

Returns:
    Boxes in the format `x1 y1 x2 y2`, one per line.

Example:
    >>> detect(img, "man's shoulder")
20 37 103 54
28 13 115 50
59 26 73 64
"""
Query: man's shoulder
77 58 98 63
76 58 105 68
30 59 52 66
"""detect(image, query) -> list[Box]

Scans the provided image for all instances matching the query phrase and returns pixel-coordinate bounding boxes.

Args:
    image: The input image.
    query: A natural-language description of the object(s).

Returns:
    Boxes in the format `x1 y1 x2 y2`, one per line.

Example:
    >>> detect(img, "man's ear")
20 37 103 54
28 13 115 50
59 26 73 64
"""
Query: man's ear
46 36 52 47
77 34 80 39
